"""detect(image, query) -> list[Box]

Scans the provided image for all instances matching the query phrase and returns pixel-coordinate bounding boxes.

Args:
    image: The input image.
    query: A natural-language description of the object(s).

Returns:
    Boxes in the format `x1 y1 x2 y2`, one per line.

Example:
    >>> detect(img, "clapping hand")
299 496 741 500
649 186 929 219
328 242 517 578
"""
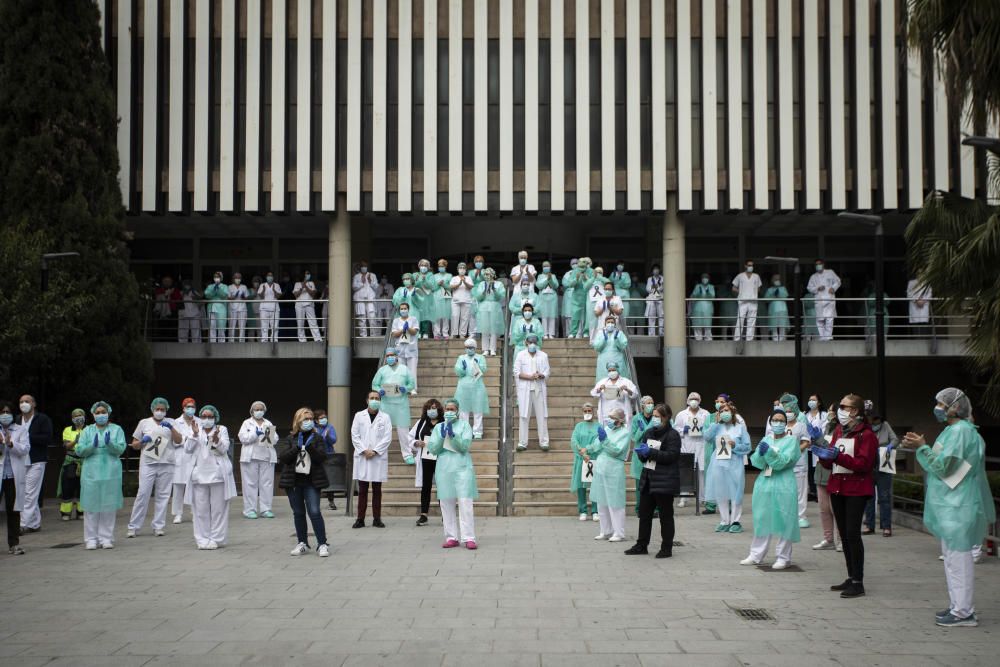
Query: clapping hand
810 445 837 461
635 443 651 458
901 432 926 449
141 435 152 444
757 442 770 456
597 426 607 441
379 389 386 397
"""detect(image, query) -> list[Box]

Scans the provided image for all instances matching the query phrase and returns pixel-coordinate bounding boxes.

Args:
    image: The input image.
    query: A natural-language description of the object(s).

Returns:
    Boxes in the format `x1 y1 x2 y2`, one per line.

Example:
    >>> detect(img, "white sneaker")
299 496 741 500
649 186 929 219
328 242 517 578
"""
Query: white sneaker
126 529 136 538
100 542 114 550
318 544 330 558
974 553 982 564
594 534 610 540
85 541 97 550
740 557 760 566
290 542 309 556
678 499 687 508
172 515 182 524
206 541 219 550
197 543 208 550
608 536 625 543
592 513 599 522
938 554 945 561
772 559 790 570
836 542 843 552
812 539 835 550
579 513 588 521
154 529 165 537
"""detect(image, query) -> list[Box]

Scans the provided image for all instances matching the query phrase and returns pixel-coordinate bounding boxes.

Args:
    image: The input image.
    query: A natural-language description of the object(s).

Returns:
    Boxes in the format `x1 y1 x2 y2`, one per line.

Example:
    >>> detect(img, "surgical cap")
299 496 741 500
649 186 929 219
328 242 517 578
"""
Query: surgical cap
464 337 477 348
90 401 112 414
606 361 619 371
150 397 170 412
71 408 85 418
935 388 972 419
385 346 398 356
445 397 461 410
526 334 539 343
779 393 799 413
641 395 654 404
582 402 594 410
200 404 220 420
687 392 701 401
250 400 267 414
609 408 626 422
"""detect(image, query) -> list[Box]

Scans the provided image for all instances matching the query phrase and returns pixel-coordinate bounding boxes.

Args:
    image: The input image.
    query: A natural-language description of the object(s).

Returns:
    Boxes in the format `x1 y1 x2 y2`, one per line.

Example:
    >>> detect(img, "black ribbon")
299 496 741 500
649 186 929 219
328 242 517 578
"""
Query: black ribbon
146 436 163 457
584 460 595 480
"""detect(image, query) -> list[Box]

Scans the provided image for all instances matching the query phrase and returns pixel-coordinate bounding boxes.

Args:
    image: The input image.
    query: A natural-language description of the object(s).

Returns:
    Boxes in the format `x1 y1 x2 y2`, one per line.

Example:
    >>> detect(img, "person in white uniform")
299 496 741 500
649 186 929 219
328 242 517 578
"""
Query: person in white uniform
907 278 932 335
171 398 198 524
351 392 394 529
645 265 664 336
227 272 250 342
449 262 475 339
510 250 537 293
390 303 420 392
238 400 279 519
178 281 203 342
14 395 51 533
352 260 379 337
731 260 762 341
673 392 710 509
293 271 322 342
183 405 236 549
257 272 282 342
806 259 842 341
513 334 550 451
376 276 395 334
1 403 30 554
589 362 637 425
592 282 625 343
127 397 183 538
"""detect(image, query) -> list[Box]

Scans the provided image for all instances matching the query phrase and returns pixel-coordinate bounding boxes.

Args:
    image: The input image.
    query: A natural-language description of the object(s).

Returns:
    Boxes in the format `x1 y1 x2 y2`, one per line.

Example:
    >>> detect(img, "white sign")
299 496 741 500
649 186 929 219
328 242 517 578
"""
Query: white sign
420 443 437 461
580 459 596 484
294 448 312 474
715 435 732 460
644 439 661 471
832 438 855 475
143 436 165 461
877 446 897 474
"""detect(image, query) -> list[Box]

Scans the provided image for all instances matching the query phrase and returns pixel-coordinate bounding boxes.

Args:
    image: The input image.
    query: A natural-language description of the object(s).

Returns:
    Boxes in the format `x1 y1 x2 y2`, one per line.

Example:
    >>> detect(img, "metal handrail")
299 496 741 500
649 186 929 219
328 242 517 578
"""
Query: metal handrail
499 286 514 516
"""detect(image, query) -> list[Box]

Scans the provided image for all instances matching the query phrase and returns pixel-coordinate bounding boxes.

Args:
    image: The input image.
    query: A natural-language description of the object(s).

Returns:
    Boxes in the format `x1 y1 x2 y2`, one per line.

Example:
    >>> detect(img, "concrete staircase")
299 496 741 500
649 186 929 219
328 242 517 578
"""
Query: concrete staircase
510 338 640 516
379 339 501 517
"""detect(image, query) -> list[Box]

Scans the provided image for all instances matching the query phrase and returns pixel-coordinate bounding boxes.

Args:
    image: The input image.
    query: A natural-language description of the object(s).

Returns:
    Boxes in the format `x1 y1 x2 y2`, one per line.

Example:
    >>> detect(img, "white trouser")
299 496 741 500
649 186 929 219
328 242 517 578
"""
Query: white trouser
228 304 247 342
718 500 743 525
240 460 275 514
483 333 497 354
451 301 472 338
129 463 174 531
518 391 549 447
354 300 376 337
399 351 419 391
209 312 226 343
296 302 322 341
172 483 188 518
693 327 713 341
433 317 451 338
259 307 279 342
817 317 834 340
542 317 557 338
192 482 229 547
697 469 706 503
84 510 116 546
461 411 483 437
796 470 808 520
397 427 413 458
562 316 571 337
771 326 786 342
178 316 202 342
597 504 626 539
693 440 706 503
20 462 45 529
440 497 476 542
646 302 664 336
749 534 793 564
735 301 758 341
942 542 976 618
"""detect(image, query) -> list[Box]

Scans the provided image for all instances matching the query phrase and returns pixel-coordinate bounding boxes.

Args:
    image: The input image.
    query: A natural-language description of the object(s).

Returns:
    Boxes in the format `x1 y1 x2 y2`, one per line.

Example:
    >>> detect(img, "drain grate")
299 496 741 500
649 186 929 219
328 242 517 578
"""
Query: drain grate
49 543 80 549
733 608 774 621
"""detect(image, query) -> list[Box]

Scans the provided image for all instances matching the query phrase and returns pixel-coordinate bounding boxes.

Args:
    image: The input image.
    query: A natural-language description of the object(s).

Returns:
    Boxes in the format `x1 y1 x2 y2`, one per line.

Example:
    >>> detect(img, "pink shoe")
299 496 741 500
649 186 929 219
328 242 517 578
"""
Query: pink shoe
465 541 478 550
442 539 460 548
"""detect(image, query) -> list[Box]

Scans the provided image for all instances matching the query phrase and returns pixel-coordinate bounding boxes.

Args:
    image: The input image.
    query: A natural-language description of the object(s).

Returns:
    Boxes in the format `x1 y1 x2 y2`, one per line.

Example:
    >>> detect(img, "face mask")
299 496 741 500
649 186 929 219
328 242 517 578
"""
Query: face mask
746 266 754 274
427 409 439 419
771 422 786 435
521 286 530 293
608 371 619 380
519 259 527 265
214 277 221 283
19 402 31 414
605 419 617 430
475 262 483 269
837 408 853 426
202 418 215 429
872 423 882 432
95 414 109 426
595 272 604 279
153 410 166 420
465 348 476 356
772 281 780 287
688 399 700 408
403 279 412 287
184 406 196 417
815 264 824 272
933 406 949 423
400 309 409 317
301 420 314 431
360 267 368 273
527 344 538 354
583 413 593 421
785 412 795 421
642 404 653 415
720 411 733 424
253 410 265 420
616 265 624 272
543 266 551 273
701 277 710 284
368 400 381 411
605 323 616 333
419 266 428 274
72 417 85 428
386 357 398 366
653 269 660 276
523 311 533 320
305 274 312 281
714 402 723 411
234 278 241 285
0 414 13 426
808 400 818 410
317 418 328 427
444 411 457 423
266 276 274 283
648 416 662 429
458 268 467 275
438 267 446 273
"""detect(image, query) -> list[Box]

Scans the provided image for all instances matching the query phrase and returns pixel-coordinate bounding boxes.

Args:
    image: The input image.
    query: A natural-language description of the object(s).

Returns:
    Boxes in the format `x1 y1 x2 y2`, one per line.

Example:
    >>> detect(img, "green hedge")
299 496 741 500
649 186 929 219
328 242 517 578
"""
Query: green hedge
893 472 1000 503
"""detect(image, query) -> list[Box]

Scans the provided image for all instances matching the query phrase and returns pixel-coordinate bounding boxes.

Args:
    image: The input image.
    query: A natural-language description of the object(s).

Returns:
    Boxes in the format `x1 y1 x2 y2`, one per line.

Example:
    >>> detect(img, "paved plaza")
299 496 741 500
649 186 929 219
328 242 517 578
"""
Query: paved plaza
1 501 997 667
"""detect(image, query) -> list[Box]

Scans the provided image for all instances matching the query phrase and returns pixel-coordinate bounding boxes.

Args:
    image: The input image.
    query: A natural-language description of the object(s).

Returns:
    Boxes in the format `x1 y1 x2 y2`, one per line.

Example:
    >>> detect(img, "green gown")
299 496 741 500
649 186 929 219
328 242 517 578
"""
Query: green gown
392 285 422 321
749 434 801 542
510 317 545 354
629 413 652 481
917 419 996 551
371 363 415 427
534 273 560 318
587 426 630 509
474 281 506 335
592 330 629 384
763 285 790 330
569 420 600 493
610 271 632 322
430 271 453 321
413 272 435 325
453 353 490 415
561 271 576 319
75 423 127 513
427 419 479 500
204 282 229 329
716 283 737 334
689 283 715 329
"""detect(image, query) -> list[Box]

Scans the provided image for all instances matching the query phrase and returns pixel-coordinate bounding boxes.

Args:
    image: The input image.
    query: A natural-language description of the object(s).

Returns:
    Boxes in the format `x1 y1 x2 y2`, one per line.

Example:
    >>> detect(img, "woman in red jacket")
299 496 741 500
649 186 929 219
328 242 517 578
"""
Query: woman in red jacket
810 394 877 599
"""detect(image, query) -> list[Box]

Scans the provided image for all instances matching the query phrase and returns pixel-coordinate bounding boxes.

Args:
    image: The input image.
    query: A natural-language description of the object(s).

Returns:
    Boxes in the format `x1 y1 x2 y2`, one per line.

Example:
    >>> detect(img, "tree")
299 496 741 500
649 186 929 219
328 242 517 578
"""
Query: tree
0 0 152 424
906 1 1000 416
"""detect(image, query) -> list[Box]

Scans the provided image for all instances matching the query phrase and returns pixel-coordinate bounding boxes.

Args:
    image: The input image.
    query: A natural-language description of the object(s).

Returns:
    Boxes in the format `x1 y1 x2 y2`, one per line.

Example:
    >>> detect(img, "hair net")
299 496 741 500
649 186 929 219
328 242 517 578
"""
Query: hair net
464 337 477 348
150 397 170 412
779 393 799 413
641 395 654 404
606 361 619 370
71 408 85 418
445 397 461 410
200 404 220 420
525 334 539 343
935 388 972 419
582 402 594 410
687 392 701 401
250 400 267 414
385 346 398 356
90 401 112 414
609 408 626 422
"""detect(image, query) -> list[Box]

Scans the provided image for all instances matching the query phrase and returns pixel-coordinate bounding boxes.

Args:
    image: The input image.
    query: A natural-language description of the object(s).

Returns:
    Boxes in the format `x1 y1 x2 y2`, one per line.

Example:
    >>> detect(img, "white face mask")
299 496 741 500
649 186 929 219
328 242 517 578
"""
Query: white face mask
252 410 265 420
153 410 166 420
583 413 593 421
19 402 32 414
688 399 700 408
202 418 215 429
836 408 853 426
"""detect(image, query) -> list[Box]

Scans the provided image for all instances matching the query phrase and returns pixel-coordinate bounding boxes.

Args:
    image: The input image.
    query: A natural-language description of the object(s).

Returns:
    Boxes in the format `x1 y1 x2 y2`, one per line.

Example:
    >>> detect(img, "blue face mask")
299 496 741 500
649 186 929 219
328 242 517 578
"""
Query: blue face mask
527 344 538 354
771 422 786 435
301 420 314 431
466 348 476 356
95 413 109 426
318 418 328 427
427 409 439 419
605 419 617 430
720 412 733 424
419 266 428 274
438 267 446 273
368 400 381 411
523 311 533 320
386 356 398 366
543 266 551 273
650 417 662 428
444 411 457 423
400 309 409 317
184 406 196 417
0 414 12 426
933 406 949 423
475 262 483 269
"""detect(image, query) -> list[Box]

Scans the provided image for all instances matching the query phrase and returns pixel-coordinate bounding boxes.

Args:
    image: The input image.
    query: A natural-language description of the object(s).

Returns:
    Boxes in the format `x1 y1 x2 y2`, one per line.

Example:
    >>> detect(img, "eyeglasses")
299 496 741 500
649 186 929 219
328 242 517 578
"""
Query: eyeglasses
838 404 856 412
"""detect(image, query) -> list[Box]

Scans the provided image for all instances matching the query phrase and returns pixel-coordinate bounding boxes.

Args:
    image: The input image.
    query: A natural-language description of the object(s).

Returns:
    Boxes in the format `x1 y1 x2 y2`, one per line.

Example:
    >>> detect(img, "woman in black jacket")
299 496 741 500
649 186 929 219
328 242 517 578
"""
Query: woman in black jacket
625 403 681 558
410 399 445 526
276 407 330 557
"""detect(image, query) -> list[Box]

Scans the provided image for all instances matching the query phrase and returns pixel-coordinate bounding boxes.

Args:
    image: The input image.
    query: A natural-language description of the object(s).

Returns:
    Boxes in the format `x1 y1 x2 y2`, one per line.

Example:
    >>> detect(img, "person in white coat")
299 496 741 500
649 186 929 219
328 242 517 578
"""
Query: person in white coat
227 272 250 342
673 392 710 509
731 260 762 341
183 405 237 549
178 281 203 342
238 400 279 519
807 259 842 341
592 282 625 343
257 272 282 342
293 271 323 342
645 265 664 336
513 334 550 451
352 261 379 337
171 397 198 524
376 276 395 333
351 392 393 529
449 262 475 339
390 304 420 393
590 362 638 425
127 397 183 538
511 250 537 292
0 402 30 554
907 278 932 334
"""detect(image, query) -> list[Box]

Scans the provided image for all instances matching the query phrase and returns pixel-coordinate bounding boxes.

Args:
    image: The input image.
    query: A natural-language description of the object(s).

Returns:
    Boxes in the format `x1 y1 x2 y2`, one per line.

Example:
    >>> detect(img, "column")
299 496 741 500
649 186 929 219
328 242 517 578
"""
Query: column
663 195 688 410
327 195 352 467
